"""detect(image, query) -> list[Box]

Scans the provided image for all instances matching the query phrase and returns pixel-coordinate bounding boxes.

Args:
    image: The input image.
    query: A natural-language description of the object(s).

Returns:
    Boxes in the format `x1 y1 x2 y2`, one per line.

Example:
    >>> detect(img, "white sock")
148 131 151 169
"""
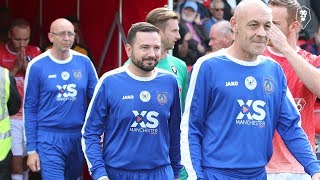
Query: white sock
11 174 23 180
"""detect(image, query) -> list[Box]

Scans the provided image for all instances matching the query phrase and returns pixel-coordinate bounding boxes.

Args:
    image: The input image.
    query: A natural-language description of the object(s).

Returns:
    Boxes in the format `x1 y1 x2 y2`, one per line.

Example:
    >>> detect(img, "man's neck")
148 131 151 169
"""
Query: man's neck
160 50 168 59
50 48 70 60
227 44 258 62
211 16 218 21
127 63 155 77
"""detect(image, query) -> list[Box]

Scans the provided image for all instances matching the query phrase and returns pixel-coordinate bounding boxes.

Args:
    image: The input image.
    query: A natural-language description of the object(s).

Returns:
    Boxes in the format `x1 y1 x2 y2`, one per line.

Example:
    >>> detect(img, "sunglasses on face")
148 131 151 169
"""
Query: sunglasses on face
214 8 224 12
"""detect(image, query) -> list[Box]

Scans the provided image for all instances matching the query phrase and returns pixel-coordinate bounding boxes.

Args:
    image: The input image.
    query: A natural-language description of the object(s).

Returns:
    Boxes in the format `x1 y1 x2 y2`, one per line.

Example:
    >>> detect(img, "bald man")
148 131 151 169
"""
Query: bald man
180 0 320 179
208 20 234 52
24 18 98 180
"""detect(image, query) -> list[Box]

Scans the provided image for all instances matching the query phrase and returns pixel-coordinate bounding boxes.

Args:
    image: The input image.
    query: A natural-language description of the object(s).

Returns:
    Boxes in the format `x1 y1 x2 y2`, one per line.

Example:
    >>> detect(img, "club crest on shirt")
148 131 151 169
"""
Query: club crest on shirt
263 77 274 94
294 98 306 112
73 70 82 79
61 71 70 80
140 91 151 102
171 65 177 75
157 92 168 105
245 76 257 90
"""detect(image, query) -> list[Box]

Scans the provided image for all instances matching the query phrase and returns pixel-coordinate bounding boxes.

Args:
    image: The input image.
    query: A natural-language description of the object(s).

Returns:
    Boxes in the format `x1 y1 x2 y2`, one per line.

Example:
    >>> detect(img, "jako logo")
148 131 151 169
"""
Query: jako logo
131 110 159 128
225 81 238 86
236 100 266 120
56 84 77 98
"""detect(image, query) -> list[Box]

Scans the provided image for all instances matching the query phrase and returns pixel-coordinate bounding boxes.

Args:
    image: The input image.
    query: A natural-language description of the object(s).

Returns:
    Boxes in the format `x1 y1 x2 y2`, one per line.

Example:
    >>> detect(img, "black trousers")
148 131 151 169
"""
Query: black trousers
0 150 12 180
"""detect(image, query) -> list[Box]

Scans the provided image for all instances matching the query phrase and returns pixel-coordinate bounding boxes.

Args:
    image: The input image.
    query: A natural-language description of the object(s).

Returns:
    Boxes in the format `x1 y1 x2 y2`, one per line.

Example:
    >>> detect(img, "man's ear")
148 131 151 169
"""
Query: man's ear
125 44 132 58
8 31 11 39
290 20 301 34
48 33 54 43
230 17 237 33
159 28 165 36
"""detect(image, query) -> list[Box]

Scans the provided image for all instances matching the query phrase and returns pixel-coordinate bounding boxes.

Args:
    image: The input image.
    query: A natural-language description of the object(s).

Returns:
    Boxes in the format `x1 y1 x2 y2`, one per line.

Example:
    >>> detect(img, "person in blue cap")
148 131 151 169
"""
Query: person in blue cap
173 1 209 68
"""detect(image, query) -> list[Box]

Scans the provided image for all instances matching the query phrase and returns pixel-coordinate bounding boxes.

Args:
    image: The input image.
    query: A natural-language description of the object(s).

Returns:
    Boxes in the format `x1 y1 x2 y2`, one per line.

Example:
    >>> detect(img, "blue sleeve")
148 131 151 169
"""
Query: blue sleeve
86 60 98 99
180 62 209 179
24 64 40 152
82 78 109 180
169 78 183 178
277 72 320 176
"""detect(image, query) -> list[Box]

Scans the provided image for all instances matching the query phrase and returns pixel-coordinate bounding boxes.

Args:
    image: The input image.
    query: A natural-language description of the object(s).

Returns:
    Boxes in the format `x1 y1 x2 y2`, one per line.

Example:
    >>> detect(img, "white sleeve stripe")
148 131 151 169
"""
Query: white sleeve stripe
180 56 210 180
89 61 99 80
81 75 105 173
285 87 302 126
23 51 50 146
81 66 126 173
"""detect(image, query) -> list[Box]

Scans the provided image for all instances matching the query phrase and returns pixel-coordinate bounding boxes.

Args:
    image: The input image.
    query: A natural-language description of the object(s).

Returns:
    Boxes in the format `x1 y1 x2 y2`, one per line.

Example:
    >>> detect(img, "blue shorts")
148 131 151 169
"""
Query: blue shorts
203 167 267 180
106 165 174 180
37 129 84 180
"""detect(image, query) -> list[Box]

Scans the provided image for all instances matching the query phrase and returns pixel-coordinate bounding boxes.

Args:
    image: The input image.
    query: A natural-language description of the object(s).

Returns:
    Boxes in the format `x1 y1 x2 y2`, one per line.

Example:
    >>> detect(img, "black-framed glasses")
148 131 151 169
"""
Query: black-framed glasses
50 31 76 39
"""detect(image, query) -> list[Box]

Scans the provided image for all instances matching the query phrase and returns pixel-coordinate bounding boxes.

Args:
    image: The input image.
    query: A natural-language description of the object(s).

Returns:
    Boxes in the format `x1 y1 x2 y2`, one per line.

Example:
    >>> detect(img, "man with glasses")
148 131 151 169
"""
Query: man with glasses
45 16 94 63
24 18 98 180
0 18 41 180
203 0 225 34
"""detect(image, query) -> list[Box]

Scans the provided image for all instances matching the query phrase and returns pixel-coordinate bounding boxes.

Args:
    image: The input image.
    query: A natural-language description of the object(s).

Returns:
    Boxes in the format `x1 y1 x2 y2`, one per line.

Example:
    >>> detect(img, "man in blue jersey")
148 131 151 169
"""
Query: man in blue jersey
125 7 189 111
82 22 182 180
24 18 98 180
180 0 320 179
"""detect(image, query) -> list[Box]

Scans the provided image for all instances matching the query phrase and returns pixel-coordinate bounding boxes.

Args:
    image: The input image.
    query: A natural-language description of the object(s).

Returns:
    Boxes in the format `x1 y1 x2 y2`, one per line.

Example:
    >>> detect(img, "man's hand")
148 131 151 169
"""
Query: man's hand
18 47 28 72
184 32 192 42
312 172 320 180
11 47 27 75
22 49 28 71
194 13 202 25
197 44 205 53
27 152 41 172
268 23 291 53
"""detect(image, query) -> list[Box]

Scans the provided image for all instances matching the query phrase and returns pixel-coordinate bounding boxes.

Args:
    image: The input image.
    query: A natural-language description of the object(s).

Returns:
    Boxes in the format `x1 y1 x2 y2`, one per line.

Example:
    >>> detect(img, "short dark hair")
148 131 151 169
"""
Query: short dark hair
10 18 30 30
268 0 301 24
127 22 159 46
146 7 178 30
